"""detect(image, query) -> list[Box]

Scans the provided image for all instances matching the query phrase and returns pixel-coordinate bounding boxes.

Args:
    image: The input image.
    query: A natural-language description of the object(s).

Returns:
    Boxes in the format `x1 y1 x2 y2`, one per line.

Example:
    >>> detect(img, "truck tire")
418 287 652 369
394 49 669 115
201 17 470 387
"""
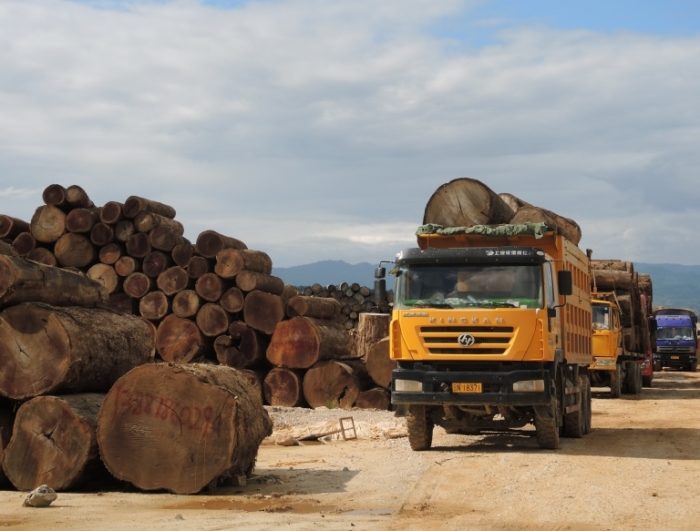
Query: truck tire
610 365 622 398
642 374 653 388
580 374 592 435
631 363 642 394
563 385 584 438
687 361 697 372
535 414 560 449
406 405 433 451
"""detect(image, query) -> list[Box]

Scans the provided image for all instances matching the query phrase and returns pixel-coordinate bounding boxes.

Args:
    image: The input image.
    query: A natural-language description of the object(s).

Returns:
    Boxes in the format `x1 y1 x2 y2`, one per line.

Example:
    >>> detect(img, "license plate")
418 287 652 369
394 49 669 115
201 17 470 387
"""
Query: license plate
452 382 483 393
672 356 680 360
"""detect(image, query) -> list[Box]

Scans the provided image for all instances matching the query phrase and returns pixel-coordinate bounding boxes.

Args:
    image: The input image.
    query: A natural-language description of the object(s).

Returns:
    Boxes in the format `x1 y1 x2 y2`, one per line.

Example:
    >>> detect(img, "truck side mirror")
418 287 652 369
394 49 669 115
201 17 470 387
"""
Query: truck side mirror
374 265 387 308
374 266 386 279
558 271 573 296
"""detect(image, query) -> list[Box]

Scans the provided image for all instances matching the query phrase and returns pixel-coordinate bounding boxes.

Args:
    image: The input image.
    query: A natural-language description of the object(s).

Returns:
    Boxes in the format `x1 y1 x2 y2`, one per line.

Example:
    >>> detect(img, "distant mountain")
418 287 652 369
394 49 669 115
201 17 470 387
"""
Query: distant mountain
274 260 700 313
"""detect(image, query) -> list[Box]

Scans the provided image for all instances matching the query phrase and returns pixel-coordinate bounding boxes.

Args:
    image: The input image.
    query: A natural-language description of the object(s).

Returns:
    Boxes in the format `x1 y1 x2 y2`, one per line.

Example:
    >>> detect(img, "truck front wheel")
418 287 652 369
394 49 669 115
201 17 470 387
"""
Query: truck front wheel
406 405 433 451
610 365 622 398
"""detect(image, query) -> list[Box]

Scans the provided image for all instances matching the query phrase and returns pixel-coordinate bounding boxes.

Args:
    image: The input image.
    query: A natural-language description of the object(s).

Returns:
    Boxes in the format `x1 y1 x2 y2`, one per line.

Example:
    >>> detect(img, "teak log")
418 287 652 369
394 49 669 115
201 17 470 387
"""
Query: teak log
590 259 634 275
139 291 169 321
263 367 305 407
114 255 140 277
123 195 176 219
186 256 210 279
354 313 391 359
100 201 124 224
54 232 96 268
302 360 368 409
172 290 201 318
236 271 284 295
243 290 285 335
86 263 120 295
287 295 341 320
219 286 244 313
126 232 151 258
90 222 114 246
195 230 247 258
107 293 135 314
0 255 107 309
65 207 99 234
155 315 205 362
355 387 390 410
171 242 195 267
97 363 272 494
266 316 352 369
98 242 122 265
114 220 135 243
214 249 272 278
1 394 104 491
149 226 184 252
11 232 36 256
591 269 635 292
30 205 66 243
156 266 189 296
214 322 267 369
123 272 151 298
142 251 171 278
365 337 395 389
65 185 94 208
25 247 57 266
195 272 225 302
0 303 155 400
196 303 230 337
422 178 514 227
42 184 68 208
0 215 29 240
510 205 582 245
0 241 17 257
133 212 184 235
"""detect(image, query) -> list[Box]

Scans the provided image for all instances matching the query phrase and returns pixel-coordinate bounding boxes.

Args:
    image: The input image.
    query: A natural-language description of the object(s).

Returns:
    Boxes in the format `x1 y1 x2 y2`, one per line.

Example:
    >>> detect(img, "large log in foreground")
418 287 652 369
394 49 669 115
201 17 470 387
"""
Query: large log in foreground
0 303 155 400
2 394 104 491
0 255 107 309
267 316 352 369
263 367 305 407
97 363 272 494
423 178 514 227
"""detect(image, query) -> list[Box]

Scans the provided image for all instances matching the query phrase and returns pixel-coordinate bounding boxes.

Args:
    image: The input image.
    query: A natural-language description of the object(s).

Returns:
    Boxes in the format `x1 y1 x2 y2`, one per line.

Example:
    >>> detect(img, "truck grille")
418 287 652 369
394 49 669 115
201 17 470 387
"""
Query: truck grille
657 346 695 353
419 326 515 355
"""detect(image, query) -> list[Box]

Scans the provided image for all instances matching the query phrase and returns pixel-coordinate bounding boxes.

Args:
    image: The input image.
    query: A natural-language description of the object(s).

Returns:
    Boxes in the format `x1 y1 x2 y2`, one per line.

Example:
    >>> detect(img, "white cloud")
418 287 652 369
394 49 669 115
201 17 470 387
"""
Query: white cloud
0 1 699 265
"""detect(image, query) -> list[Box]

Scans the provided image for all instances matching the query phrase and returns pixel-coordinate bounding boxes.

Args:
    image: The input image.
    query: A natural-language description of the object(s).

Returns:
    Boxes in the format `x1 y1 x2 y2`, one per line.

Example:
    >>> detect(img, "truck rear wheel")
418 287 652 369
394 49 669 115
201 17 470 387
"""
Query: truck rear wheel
609 365 622 398
535 415 560 449
563 385 584 438
623 362 642 395
406 405 433 451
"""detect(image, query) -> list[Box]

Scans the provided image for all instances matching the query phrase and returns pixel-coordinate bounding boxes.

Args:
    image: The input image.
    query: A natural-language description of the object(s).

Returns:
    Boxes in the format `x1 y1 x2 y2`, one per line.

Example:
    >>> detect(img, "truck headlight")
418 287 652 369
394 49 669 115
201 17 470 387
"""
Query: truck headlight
513 380 545 392
394 379 422 392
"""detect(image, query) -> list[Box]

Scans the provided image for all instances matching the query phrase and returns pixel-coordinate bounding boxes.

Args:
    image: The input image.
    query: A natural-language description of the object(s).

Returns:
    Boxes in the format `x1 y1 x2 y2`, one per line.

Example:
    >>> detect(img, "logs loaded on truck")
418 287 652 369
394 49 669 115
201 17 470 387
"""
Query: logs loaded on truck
589 259 655 394
376 178 593 450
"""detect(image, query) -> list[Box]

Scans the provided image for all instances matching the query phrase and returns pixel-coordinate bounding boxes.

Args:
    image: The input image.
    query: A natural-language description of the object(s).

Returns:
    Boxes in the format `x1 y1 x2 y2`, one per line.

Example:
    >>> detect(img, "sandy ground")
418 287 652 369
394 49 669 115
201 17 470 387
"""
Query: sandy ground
2 369 700 530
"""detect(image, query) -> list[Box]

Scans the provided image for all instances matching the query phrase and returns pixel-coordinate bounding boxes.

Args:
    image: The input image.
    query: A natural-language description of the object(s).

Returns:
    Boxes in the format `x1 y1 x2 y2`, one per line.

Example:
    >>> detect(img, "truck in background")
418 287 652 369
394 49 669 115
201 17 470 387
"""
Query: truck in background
653 309 698 371
588 260 654 395
385 223 592 450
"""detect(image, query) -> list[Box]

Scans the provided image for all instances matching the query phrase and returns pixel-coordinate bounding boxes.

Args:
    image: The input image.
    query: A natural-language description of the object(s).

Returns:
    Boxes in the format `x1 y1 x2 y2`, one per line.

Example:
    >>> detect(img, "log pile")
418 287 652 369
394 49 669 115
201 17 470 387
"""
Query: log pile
422 178 583 244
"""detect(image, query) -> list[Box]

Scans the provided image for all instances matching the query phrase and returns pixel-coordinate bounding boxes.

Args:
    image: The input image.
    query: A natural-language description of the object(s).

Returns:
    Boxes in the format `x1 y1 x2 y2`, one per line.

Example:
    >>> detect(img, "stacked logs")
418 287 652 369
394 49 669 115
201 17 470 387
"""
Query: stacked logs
299 282 392 329
422 178 583 244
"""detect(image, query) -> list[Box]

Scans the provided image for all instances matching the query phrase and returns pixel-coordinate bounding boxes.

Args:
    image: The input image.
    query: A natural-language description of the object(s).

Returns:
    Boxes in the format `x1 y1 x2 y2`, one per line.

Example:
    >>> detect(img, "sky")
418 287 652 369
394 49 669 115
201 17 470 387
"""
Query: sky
1 0 699 267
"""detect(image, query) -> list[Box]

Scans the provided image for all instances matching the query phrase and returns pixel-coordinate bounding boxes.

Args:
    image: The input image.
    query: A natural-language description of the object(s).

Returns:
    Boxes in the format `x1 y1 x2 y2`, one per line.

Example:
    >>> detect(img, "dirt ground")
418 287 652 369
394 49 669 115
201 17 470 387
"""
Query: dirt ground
2 369 699 530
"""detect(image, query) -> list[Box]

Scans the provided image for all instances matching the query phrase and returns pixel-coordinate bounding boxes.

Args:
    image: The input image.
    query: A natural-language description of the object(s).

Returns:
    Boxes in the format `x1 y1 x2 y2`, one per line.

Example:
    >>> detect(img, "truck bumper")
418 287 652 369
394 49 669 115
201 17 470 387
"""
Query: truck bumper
654 353 697 368
391 365 553 407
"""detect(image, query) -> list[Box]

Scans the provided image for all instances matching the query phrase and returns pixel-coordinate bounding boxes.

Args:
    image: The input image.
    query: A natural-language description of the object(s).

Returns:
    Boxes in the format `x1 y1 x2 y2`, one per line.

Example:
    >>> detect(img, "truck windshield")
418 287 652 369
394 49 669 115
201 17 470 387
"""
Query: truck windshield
592 304 611 330
656 327 695 340
394 264 543 309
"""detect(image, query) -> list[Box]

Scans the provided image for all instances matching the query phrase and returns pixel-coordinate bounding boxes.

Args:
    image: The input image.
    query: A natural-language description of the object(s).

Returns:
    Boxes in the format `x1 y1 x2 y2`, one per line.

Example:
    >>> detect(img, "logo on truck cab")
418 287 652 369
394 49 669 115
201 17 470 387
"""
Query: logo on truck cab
457 333 476 347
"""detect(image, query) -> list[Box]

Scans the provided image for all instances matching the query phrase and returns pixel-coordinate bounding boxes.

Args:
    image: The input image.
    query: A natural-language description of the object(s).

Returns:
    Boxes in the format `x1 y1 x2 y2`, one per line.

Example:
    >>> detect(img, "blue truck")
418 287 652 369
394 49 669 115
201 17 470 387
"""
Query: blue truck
653 309 698 371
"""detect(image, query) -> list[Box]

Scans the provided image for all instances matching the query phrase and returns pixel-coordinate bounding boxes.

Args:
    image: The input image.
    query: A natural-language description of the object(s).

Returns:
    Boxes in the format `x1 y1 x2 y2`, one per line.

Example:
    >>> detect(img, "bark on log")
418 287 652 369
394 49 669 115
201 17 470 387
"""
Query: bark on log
282 284 299 305
0 303 155 400
214 249 272 278
142 251 171 278
243 290 284 335
114 220 135 243
263 367 306 407
86 263 120 295
355 313 391 359
423 178 514 227
510 205 582 245
236 271 284 295
186 256 210 279
114 256 139 277
123 272 151 299
238 369 265 405
65 208 98 234
100 201 123 224
11 232 35 256
90 222 114 246
219 286 244 313
54 232 96 268
65 185 94 208
97 363 272 494
266 316 352 369
30 205 66 243
98 242 122 265
195 303 229 337
355 387 390 410
195 230 247 258
171 242 195 267
155 315 205 363
195 272 225 302
0 255 107 308
498 192 527 213
25 247 57 266
0 216 29 240
214 322 267 369
123 196 176 220
365 337 395 389
156 266 189 296
591 269 635 292
172 290 201 318
591 259 634 275
287 295 341 320
126 232 151 258
302 360 368 409
107 292 135 314
1 394 104 491
133 212 184 235
139 291 169 321
42 184 67 208
149 226 184 253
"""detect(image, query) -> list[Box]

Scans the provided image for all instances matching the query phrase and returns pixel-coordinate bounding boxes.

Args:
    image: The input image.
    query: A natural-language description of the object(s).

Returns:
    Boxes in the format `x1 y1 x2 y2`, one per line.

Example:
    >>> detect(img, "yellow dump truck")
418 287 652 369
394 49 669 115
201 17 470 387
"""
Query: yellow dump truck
383 223 592 449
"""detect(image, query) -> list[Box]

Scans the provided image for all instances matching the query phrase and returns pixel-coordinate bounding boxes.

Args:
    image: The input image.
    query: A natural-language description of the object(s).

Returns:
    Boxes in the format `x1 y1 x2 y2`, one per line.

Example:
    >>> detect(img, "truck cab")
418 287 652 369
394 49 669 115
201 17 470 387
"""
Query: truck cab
653 311 698 371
